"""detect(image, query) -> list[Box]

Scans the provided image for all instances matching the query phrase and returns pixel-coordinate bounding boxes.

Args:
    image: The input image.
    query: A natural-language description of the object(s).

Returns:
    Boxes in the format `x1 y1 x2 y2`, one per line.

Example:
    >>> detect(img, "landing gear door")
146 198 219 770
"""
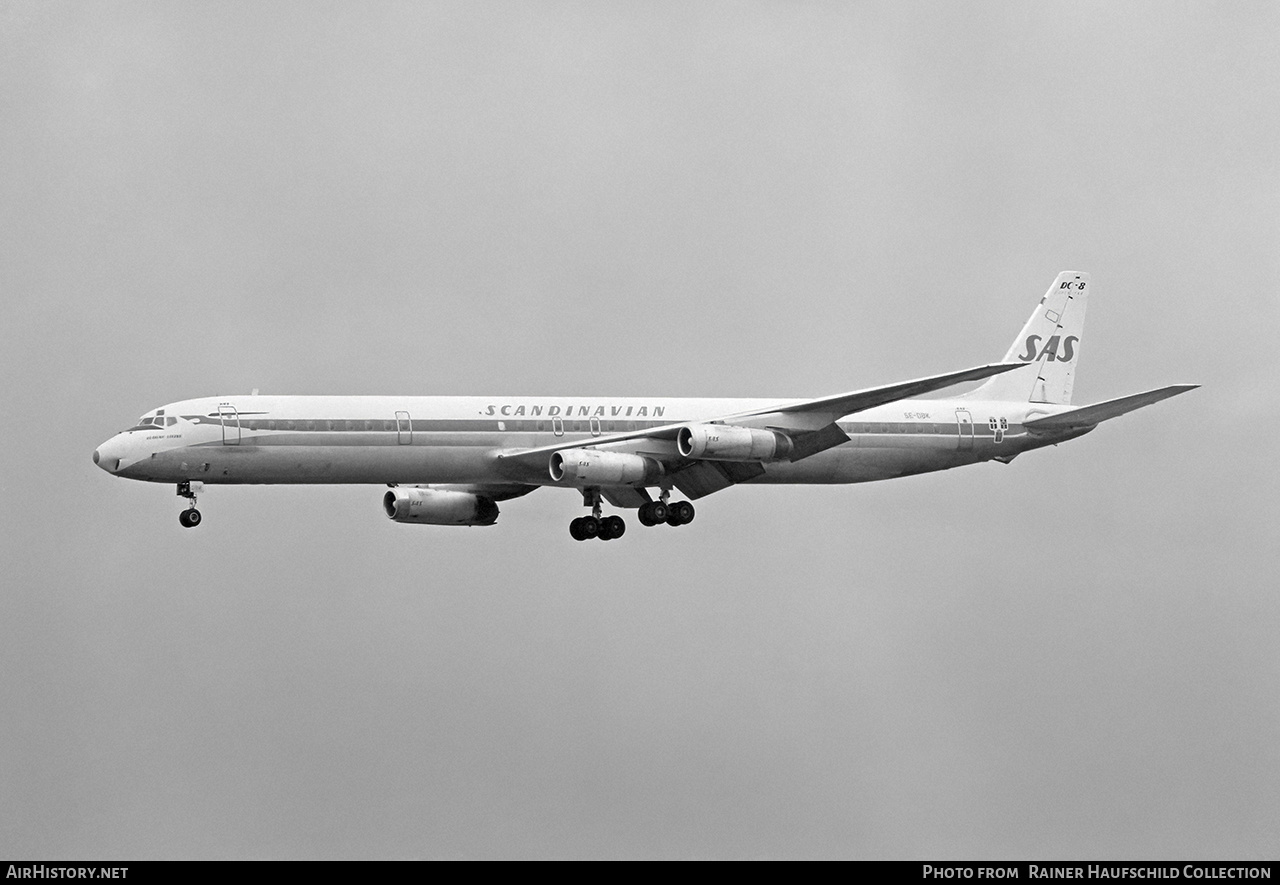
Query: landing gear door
955 408 974 451
396 411 412 445
219 404 240 445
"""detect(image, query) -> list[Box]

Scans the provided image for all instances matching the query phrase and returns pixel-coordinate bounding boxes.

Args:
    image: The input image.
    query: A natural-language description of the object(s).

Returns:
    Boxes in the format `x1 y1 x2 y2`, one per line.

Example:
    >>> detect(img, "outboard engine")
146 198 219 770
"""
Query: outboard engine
676 424 792 461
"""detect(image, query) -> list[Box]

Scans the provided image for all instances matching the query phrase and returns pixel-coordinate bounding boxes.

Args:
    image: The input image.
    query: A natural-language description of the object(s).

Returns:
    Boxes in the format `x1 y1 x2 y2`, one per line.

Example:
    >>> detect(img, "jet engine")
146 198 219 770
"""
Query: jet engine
548 449 663 486
676 424 793 461
382 488 499 526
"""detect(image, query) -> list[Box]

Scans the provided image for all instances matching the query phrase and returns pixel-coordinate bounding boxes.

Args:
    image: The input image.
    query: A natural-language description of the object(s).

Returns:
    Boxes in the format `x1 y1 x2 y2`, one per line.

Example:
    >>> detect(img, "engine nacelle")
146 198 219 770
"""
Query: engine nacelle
382 488 499 526
549 448 663 486
676 424 793 461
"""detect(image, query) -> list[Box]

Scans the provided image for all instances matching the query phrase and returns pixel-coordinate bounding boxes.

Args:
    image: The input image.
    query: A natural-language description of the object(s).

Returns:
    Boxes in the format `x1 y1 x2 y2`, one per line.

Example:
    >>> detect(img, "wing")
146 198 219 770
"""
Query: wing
492 362 1026 496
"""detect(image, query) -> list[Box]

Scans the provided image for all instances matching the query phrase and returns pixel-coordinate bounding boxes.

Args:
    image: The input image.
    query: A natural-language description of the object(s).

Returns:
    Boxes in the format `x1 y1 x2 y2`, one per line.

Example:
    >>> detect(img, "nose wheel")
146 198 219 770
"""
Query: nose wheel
177 482 202 529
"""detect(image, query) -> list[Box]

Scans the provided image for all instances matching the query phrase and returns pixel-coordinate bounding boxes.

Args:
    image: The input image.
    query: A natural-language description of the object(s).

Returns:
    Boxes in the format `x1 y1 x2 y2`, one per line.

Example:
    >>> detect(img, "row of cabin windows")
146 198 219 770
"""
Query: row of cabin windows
838 422 960 435
212 419 970 434
226 419 661 433
497 420 651 433
137 416 974 435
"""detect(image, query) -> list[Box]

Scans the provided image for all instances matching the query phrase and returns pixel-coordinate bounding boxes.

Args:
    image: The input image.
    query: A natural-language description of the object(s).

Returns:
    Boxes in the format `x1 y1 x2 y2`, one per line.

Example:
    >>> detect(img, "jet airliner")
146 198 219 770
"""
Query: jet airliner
94 272 1196 540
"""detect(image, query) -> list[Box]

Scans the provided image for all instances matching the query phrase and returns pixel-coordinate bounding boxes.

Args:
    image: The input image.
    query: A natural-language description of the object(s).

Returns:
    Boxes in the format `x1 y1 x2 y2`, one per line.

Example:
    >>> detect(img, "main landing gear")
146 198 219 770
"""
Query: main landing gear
177 481 202 529
569 489 624 541
568 489 695 541
637 499 694 527
569 514 625 542
638 486 694 528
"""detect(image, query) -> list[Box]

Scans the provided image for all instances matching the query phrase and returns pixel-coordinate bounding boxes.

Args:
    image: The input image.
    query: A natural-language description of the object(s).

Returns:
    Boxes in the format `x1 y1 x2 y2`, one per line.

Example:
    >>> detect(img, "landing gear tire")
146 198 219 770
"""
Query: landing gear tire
666 501 694 526
176 483 201 528
639 501 668 526
599 515 625 541
570 516 600 540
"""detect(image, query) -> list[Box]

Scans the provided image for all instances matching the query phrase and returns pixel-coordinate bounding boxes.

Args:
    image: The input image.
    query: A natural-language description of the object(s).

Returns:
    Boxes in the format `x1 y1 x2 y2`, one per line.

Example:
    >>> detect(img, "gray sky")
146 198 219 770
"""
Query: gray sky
2 0 1277 859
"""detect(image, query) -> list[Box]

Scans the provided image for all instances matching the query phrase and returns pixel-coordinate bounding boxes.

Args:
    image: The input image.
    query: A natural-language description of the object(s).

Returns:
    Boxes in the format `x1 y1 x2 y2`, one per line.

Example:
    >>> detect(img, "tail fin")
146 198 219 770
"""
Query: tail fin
970 271 1089 404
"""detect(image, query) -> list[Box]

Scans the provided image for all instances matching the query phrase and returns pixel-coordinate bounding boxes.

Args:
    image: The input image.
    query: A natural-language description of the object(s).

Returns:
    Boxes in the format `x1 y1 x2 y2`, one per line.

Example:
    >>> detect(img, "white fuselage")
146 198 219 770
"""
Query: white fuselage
94 393 1084 490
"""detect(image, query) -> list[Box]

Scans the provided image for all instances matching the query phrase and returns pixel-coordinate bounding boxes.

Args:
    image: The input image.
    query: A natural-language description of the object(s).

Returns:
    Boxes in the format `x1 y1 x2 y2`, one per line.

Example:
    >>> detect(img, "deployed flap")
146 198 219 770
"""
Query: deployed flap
671 461 766 500
784 422 852 462
600 486 653 509
1024 385 1198 432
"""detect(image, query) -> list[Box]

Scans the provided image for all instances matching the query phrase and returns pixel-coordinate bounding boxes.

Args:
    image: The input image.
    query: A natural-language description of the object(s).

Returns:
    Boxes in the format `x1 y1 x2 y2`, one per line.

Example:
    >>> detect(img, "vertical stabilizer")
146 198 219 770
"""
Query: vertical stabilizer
970 271 1089 404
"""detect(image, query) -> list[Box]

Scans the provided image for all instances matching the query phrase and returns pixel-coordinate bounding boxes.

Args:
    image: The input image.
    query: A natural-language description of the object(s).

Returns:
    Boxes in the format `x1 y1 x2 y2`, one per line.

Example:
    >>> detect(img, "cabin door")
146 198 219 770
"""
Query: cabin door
219 404 240 445
955 409 974 451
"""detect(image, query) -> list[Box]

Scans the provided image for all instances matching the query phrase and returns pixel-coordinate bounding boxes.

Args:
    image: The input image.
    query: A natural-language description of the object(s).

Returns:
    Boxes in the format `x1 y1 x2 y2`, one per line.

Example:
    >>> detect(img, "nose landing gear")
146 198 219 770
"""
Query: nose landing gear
177 482 202 529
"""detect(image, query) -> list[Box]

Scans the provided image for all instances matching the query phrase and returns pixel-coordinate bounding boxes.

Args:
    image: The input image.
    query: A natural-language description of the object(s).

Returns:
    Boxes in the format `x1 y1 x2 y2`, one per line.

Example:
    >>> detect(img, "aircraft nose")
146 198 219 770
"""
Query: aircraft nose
94 440 121 473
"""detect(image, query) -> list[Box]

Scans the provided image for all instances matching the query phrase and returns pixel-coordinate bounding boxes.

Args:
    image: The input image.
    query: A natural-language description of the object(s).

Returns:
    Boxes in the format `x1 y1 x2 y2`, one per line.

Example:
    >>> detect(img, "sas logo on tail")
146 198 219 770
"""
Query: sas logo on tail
1019 335 1079 363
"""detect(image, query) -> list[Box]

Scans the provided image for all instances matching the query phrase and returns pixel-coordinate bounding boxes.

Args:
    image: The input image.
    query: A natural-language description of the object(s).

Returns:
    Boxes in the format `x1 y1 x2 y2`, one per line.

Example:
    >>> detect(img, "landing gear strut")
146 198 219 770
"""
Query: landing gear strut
177 482 202 529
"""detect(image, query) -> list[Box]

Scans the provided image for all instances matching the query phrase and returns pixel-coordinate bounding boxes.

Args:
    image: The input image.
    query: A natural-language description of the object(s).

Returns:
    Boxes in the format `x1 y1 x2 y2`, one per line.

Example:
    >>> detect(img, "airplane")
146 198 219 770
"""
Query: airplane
94 272 1196 540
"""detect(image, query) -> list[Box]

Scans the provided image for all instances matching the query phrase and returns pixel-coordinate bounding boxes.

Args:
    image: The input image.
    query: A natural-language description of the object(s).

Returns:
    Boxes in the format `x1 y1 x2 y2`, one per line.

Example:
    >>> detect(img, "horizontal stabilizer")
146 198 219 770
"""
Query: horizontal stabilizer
1024 385 1199 431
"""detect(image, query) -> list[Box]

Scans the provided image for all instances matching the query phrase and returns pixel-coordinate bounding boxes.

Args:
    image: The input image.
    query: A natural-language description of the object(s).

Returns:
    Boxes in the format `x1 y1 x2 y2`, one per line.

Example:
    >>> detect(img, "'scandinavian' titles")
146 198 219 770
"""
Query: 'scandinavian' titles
483 404 667 418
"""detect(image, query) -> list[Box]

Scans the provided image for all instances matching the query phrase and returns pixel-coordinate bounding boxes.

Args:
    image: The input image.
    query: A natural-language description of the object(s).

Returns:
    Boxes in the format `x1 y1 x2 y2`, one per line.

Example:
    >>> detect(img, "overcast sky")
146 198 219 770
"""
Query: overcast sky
2 0 1277 859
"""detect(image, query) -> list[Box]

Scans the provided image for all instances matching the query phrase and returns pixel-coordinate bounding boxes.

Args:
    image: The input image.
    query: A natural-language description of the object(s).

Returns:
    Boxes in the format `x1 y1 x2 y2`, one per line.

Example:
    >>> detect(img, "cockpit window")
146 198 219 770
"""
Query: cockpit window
123 415 164 432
